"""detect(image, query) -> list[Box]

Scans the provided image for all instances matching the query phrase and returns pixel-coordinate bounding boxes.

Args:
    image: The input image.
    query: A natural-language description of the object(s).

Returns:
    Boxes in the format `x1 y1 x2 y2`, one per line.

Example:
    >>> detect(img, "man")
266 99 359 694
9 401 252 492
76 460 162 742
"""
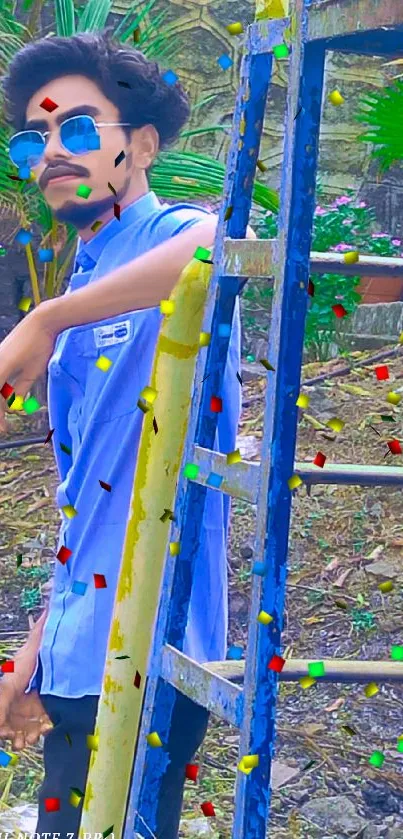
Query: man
0 30 253 839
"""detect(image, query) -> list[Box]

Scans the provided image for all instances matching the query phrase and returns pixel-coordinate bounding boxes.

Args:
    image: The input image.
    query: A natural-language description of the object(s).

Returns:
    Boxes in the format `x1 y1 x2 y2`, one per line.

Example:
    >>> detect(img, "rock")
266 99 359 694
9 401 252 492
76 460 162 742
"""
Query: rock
180 816 220 837
239 544 254 559
361 783 401 816
385 827 403 839
304 386 339 420
0 801 37 833
365 557 403 582
300 795 366 835
362 824 389 839
236 434 261 459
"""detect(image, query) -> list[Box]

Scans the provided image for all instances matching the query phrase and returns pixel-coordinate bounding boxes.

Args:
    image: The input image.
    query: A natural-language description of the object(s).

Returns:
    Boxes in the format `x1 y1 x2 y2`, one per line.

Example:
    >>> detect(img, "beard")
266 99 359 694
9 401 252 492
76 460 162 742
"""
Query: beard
52 174 132 229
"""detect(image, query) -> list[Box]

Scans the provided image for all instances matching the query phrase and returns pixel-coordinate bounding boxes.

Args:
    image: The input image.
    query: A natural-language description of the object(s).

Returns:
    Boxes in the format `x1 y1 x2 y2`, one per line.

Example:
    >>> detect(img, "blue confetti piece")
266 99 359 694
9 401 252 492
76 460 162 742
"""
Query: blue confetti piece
15 229 33 246
163 69 178 85
72 580 88 596
217 54 233 71
227 645 243 661
252 561 267 576
38 248 54 263
206 472 223 489
218 323 231 338
0 751 12 767
18 166 30 180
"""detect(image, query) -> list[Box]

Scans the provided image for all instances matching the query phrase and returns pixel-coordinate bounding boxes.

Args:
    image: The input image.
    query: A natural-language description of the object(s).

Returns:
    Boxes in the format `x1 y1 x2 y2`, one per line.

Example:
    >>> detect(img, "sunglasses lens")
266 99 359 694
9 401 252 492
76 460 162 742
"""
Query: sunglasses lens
61 116 101 154
9 131 44 167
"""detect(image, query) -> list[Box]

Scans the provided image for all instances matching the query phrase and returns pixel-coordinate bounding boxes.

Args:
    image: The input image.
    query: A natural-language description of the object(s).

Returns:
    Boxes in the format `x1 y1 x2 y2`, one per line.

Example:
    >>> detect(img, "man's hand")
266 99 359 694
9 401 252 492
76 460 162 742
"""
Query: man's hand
0 687 53 751
0 304 57 434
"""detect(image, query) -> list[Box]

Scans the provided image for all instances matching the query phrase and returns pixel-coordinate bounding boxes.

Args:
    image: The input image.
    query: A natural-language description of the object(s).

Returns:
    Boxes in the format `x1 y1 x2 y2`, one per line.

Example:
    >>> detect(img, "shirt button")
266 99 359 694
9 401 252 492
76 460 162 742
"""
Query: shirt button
49 361 61 377
56 582 65 593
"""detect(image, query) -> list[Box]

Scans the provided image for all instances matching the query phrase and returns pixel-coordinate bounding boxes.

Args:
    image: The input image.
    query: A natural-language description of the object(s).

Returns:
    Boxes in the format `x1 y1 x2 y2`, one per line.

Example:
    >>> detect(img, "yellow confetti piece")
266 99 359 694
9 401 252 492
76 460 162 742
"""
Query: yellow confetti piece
288 474 302 490
299 676 316 689
257 610 273 625
227 21 244 35
296 393 310 409
95 355 113 372
199 332 211 347
256 0 289 20
171 176 198 186
9 395 24 411
160 299 175 315
256 159 268 173
69 790 83 808
62 504 78 519
243 754 259 769
343 250 359 264
18 296 32 313
364 682 379 698
226 449 241 465
238 758 253 775
140 386 157 405
398 332 403 344
147 731 162 748
378 580 394 593
386 391 401 406
86 734 99 751
169 542 180 556
327 417 345 433
328 90 345 106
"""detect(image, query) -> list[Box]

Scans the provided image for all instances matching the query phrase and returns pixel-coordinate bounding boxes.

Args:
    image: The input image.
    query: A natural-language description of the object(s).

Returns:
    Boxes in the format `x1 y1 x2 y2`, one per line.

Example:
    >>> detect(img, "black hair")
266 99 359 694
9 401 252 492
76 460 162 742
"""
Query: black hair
2 29 190 149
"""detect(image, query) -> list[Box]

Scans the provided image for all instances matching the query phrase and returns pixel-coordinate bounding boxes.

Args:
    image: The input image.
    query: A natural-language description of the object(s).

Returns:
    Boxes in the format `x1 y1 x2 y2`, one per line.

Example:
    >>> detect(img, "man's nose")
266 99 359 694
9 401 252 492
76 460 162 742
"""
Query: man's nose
42 127 70 162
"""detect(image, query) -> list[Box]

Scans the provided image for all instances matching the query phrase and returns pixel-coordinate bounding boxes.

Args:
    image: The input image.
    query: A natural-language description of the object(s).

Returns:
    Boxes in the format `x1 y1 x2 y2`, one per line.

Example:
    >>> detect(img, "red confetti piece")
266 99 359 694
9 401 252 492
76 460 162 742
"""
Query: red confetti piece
99 480 112 492
387 439 402 455
40 97 58 113
1 661 14 673
45 798 60 812
114 203 121 221
185 763 199 782
57 546 72 565
332 303 347 318
308 279 315 297
94 573 107 589
375 365 389 381
0 382 14 400
313 451 326 468
268 654 286 673
210 396 222 413
44 428 55 444
201 801 215 817
133 670 141 689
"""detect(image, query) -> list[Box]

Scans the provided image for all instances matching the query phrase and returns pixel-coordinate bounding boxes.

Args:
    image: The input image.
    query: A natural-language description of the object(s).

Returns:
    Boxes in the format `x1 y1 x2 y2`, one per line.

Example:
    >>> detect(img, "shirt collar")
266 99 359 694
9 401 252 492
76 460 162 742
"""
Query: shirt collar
75 191 162 271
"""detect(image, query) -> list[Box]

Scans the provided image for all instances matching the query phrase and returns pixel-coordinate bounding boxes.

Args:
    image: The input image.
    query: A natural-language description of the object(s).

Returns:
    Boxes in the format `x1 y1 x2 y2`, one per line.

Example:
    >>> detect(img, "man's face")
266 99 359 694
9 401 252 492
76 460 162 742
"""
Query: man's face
24 74 157 230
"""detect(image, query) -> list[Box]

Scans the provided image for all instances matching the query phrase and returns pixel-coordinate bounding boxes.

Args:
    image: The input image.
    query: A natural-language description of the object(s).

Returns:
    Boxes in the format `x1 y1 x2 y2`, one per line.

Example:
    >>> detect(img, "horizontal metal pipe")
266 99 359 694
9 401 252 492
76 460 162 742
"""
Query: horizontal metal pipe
206 657 403 684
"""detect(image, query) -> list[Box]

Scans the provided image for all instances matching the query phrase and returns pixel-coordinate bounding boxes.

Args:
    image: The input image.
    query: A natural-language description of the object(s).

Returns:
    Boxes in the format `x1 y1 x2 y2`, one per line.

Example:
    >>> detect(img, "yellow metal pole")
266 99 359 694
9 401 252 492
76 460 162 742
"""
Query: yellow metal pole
79 256 212 838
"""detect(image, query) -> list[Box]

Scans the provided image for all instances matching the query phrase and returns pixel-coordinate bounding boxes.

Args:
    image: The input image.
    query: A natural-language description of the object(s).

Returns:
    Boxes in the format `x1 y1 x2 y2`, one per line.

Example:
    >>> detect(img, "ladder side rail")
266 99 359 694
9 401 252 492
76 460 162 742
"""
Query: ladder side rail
233 13 326 839
125 39 264 839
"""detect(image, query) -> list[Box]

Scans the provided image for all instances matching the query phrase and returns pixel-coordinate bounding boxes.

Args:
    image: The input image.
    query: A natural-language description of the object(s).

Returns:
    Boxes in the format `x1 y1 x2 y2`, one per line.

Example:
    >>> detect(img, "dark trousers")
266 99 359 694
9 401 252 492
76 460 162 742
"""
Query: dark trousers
35 687 209 839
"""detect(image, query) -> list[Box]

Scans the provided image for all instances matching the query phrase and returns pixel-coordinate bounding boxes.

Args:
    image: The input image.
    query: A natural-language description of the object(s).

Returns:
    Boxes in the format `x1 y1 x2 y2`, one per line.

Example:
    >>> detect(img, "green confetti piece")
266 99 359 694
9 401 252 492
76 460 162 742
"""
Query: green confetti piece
60 442 72 456
102 826 114 839
7 393 15 408
16 554 23 568
273 43 289 59
308 661 325 678
390 645 403 661
183 462 200 480
76 184 92 199
23 396 40 415
369 750 385 768
194 246 211 262
380 415 395 422
115 655 131 660
396 739 403 753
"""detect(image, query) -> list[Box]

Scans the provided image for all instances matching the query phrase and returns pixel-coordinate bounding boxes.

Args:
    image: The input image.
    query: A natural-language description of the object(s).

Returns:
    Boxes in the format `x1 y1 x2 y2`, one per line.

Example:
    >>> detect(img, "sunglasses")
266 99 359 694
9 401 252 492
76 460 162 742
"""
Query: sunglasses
8 114 130 169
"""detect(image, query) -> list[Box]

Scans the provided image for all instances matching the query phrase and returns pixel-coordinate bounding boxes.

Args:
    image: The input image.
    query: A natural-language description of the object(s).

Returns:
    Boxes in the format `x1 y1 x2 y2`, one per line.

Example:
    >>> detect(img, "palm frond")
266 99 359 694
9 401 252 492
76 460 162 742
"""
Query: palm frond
355 81 403 172
54 0 76 36
113 0 159 41
77 0 113 33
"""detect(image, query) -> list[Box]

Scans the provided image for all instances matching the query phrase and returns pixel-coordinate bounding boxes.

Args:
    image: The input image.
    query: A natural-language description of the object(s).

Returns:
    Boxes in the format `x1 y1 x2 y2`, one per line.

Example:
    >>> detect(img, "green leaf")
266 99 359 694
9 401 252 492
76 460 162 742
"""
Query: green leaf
77 0 113 33
55 0 76 36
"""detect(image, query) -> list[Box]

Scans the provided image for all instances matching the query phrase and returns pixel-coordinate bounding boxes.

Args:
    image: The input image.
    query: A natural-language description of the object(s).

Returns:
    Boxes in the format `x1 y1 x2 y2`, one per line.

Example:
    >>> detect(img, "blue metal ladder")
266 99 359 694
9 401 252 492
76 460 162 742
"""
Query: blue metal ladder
124 1 403 836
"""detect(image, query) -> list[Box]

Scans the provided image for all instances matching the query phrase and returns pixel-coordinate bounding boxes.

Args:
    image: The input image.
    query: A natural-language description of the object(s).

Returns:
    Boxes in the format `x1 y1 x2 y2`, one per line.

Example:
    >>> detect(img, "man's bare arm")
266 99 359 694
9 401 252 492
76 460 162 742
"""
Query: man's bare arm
40 219 256 334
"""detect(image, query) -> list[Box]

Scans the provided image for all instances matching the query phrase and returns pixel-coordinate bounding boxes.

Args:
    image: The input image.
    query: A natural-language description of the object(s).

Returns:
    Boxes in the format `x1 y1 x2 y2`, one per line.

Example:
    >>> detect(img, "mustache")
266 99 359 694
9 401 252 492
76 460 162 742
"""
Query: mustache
40 162 90 190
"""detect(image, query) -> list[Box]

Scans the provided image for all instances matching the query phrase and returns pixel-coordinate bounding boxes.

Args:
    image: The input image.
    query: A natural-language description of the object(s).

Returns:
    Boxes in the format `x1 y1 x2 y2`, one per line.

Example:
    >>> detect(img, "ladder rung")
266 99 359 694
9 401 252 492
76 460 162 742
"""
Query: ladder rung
306 0 403 44
160 644 243 728
205 658 403 685
223 238 403 280
192 445 403 504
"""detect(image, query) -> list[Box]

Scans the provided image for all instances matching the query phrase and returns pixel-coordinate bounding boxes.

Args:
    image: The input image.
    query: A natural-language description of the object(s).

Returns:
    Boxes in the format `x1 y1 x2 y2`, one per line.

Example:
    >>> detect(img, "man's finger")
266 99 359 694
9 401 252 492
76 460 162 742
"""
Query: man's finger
11 731 25 751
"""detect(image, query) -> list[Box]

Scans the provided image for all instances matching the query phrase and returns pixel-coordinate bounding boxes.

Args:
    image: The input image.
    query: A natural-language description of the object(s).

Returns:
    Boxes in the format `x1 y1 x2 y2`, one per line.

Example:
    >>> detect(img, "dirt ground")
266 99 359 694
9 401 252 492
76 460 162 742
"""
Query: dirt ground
0 346 403 838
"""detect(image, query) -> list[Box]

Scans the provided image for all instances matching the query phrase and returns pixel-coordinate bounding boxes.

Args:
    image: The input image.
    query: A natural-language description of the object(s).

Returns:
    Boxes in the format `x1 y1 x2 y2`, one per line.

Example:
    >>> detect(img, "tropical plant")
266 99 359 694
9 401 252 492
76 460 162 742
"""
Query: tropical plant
0 0 279 308
355 80 403 173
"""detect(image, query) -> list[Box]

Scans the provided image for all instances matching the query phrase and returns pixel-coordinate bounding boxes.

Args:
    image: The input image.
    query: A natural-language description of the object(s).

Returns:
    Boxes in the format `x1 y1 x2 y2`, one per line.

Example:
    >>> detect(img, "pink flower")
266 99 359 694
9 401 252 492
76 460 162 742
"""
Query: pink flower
333 242 353 252
334 196 352 206
392 239 401 246
358 201 367 208
315 207 327 215
342 219 352 225
372 233 389 239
